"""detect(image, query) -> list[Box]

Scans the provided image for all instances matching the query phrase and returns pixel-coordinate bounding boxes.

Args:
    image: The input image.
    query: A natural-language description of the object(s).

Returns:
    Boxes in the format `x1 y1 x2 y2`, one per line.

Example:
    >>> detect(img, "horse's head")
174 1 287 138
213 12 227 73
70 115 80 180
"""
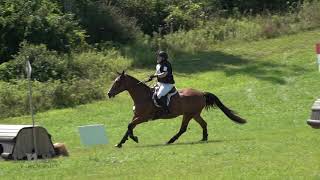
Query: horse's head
107 71 127 98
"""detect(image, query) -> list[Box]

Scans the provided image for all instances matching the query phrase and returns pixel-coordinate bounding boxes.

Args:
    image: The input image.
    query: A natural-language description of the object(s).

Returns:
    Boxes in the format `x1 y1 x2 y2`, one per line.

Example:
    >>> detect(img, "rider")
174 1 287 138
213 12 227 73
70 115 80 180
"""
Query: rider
150 51 175 114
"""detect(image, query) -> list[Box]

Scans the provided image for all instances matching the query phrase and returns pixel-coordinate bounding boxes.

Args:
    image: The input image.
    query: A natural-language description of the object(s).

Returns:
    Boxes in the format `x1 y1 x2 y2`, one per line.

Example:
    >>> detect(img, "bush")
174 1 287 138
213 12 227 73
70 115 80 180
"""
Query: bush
120 34 156 67
0 43 68 82
112 0 169 35
0 43 132 82
0 81 27 118
161 18 262 55
298 0 320 30
69 49 132 79
59 0 140 44
0 0 86 63
165 1 207 31
160 1 320 55
0 44 132 118
52 78 106 108
216 0 301 14
0 79 108 118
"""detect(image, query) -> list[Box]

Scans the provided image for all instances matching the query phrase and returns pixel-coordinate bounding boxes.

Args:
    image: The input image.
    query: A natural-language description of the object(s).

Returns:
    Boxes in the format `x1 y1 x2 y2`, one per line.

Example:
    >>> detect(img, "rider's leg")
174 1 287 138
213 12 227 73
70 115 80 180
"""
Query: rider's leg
158 96 169 113
156 83 166 97
156 83 173 113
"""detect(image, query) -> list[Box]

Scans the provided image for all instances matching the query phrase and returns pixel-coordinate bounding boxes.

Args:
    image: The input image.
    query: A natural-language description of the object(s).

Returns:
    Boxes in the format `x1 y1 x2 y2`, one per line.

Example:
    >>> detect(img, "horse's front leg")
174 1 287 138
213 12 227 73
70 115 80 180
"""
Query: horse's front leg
115 130 129 148
115 116 146 148
167 114 193 144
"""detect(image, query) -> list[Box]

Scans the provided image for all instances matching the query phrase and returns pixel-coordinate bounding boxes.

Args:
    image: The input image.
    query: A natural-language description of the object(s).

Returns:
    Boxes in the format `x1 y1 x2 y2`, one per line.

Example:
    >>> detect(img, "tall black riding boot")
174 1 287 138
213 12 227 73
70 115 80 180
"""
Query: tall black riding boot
153 95 170 120
159 96 170 114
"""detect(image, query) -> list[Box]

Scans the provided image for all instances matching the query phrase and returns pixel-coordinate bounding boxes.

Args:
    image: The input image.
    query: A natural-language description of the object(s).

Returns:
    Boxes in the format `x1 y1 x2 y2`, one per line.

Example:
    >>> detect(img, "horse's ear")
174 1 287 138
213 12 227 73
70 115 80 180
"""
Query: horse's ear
116 71 121 75
122 70 125 75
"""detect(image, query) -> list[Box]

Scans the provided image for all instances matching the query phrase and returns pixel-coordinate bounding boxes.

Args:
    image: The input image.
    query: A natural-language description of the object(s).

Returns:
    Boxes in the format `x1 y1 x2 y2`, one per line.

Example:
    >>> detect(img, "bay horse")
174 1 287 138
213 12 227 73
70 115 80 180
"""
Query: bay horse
107 71 247 148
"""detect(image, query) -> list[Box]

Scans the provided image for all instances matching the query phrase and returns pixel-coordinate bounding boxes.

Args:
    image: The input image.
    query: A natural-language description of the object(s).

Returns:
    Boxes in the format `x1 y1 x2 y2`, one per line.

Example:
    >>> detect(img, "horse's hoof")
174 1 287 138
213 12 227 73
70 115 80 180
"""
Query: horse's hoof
200 138 208 142
200 140 208 143
115 144 122 148
166 139 175 144
132 136 139 143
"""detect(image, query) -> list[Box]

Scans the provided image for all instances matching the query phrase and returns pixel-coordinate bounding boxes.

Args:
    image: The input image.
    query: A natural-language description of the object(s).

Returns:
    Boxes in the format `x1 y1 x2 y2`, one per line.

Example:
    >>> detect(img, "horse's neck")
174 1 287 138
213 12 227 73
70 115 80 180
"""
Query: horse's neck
126 76 151 104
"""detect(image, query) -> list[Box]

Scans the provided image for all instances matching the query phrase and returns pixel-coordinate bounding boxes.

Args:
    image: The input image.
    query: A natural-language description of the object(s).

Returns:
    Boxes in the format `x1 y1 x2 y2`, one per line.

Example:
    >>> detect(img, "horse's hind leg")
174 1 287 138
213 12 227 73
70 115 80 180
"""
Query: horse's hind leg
167 114 193 144
193 114 208 141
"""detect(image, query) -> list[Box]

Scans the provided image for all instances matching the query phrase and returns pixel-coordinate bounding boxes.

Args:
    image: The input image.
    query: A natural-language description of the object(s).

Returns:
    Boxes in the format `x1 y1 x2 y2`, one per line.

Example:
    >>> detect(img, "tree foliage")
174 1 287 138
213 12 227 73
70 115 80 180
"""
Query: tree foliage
0 0 86 63
0 43 68 82
218 0 301 14
56 0 140 44
0 0 311 64
0 0 306 63
112 0 168 35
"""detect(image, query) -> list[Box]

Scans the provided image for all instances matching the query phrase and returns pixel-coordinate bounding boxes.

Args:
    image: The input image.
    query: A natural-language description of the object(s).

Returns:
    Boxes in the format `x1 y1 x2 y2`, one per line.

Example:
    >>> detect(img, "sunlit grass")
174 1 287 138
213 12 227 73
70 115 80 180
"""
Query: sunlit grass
0 30 320 179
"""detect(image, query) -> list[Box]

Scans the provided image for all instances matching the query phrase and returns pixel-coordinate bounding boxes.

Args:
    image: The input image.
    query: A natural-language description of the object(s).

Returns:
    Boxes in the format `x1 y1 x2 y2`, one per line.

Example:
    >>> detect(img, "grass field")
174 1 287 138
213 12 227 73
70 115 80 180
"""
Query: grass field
1 30 320 180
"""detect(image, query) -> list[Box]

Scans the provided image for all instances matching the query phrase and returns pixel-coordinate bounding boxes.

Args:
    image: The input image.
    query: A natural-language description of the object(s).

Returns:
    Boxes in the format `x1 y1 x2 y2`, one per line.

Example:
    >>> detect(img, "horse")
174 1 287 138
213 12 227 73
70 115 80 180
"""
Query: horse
107 71 247 148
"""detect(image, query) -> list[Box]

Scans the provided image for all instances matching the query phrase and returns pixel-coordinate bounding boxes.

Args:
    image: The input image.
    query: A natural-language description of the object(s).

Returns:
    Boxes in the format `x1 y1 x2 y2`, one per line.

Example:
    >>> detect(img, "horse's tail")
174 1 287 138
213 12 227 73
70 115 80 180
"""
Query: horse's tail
204 92 247 124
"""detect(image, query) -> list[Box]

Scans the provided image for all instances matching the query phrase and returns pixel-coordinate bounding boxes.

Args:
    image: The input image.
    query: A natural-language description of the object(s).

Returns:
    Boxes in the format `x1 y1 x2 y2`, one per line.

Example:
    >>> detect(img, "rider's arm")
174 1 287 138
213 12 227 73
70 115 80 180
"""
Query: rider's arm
154 71 168 78
154 66 168 78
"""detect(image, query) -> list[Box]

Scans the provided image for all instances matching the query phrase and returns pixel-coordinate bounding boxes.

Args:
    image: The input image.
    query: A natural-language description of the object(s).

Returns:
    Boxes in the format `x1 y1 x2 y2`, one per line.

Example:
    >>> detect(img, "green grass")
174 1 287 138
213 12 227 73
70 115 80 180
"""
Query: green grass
1 30 320 180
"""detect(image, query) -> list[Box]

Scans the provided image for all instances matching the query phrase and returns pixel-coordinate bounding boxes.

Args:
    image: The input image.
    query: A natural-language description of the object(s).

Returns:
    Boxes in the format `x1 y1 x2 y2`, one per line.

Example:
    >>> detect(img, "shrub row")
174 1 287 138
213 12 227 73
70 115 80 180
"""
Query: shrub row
0 44 131 118
160 1 320 55
0 79 108 118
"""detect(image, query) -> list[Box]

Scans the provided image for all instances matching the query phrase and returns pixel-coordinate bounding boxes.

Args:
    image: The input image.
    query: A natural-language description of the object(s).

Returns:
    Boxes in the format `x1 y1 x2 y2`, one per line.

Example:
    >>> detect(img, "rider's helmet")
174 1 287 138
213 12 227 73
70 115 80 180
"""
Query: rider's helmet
157 51 168 63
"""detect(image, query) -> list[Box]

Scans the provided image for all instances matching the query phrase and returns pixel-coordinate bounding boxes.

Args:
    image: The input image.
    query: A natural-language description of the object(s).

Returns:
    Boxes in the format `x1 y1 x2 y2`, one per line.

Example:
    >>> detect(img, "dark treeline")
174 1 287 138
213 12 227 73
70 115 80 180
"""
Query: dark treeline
58 0 303 38
0 0 303 64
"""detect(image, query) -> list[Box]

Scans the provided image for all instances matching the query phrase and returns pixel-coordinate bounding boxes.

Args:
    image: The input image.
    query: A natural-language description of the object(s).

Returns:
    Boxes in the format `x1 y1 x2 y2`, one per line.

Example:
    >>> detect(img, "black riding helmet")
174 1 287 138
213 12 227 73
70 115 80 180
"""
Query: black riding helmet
157 51 168 63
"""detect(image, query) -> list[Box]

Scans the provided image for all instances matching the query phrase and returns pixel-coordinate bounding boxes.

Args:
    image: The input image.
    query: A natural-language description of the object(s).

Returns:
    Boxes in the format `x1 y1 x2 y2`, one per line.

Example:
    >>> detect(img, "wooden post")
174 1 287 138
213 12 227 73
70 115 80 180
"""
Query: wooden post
26 60 38 160
316 43 320 72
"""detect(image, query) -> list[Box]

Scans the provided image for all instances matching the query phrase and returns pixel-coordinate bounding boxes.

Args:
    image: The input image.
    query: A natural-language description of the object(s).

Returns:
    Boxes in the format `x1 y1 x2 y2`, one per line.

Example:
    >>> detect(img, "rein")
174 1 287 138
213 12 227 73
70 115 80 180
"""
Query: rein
136 77 154 86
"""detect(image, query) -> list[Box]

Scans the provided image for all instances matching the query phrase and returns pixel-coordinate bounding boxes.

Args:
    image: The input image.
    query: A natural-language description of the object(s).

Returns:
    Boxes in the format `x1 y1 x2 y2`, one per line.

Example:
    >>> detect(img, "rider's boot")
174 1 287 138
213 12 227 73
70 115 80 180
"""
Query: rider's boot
153 95 169 119
158 96 170 114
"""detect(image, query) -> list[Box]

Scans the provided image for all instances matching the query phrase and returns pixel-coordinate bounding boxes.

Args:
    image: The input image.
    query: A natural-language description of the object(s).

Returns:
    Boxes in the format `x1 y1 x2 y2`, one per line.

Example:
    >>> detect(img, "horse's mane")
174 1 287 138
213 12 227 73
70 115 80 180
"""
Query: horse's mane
125 74 152 93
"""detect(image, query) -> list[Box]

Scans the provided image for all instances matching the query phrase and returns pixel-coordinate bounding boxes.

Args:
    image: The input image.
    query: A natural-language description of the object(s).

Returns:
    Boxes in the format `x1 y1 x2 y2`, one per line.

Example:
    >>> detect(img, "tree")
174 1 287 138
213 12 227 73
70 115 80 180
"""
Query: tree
0 0 86 63
56 0 140 44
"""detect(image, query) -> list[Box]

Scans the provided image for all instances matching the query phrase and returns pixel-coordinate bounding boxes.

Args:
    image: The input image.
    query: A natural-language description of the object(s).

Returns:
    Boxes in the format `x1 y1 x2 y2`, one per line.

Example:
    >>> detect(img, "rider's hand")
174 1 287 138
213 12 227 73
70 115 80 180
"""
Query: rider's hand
149 75 156 81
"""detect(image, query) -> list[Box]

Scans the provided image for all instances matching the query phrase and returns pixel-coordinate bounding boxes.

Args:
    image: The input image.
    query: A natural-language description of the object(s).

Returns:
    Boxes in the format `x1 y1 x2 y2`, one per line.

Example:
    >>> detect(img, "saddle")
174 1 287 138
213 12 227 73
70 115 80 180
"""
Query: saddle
152 87 178 108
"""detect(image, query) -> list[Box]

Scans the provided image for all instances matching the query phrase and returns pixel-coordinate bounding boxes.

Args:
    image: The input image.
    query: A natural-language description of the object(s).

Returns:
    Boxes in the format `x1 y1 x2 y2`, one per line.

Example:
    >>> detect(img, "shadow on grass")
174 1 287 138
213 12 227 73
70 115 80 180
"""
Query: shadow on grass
131 50 307 85
172 51 308 85
135 138 252 148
